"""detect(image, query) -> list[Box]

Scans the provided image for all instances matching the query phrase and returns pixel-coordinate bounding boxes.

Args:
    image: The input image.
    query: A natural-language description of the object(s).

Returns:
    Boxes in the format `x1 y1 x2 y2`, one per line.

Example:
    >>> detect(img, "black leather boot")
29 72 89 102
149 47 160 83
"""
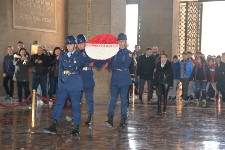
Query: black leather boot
163 94 167 113
139 95 142 102
85 115 92 127
70 125 80 136
104 115 113 128
43 119 57 135
119 118 126 128
157 96 162 115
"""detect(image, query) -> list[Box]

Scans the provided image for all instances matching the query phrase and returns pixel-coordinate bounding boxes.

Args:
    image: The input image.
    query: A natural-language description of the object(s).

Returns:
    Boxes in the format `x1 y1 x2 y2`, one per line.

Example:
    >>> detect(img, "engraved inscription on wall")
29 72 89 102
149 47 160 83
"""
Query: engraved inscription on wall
13 0 56 32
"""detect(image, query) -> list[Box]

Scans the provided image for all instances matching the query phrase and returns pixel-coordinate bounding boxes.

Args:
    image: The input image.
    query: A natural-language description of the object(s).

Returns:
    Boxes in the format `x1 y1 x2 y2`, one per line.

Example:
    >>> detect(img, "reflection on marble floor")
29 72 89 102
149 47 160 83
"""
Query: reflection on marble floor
0 94 225 150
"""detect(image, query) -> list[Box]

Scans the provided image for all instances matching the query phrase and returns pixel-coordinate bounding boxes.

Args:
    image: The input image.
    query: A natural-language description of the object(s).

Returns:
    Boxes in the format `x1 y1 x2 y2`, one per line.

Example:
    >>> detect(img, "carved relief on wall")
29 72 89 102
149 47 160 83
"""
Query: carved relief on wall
13 0 56 32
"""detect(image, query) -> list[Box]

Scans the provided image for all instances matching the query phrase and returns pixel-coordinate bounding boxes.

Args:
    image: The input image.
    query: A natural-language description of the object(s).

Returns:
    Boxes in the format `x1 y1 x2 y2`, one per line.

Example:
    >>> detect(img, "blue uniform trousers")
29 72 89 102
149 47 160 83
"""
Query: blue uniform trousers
51 88 81 125
83 85 94 115
108 85 129 119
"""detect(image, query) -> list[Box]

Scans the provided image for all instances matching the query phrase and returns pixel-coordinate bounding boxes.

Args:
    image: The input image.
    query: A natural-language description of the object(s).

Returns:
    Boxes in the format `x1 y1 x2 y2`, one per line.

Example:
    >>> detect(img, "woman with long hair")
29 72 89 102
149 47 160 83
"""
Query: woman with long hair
13 48 30 103
154 52 173 115
190 56 211 102
48 47 61 100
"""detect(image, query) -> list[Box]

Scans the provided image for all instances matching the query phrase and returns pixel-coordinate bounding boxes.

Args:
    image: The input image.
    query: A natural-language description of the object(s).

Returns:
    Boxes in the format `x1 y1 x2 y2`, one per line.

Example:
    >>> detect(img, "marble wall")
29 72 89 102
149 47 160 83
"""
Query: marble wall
139 0 174 58
0 0 67 95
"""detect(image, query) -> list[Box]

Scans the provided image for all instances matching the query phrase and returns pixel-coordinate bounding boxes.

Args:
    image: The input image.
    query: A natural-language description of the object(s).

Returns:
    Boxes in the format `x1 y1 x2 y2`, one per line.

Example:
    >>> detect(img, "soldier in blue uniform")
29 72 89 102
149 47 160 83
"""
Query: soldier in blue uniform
43 36 85 136
104 33 133 128
65 34 105 126
76 34 95 128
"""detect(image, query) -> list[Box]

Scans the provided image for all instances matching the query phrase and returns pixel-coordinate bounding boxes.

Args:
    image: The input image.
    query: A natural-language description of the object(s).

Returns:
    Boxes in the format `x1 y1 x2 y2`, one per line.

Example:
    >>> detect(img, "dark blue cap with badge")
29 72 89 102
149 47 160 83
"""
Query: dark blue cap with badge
65 36 77 44
77 34 87 44
117 33 127 41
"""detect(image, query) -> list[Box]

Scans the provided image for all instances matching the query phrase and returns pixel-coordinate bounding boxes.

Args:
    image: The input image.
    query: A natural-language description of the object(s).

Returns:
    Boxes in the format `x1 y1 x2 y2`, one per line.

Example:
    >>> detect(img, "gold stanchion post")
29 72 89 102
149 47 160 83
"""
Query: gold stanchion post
31 89 36 128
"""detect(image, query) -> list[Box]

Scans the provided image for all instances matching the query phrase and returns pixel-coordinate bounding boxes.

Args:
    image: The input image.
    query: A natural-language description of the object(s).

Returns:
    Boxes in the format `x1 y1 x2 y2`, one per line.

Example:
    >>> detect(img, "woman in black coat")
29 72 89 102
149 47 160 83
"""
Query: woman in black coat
48 47 61 100
154 52 173 115
13 48 30 103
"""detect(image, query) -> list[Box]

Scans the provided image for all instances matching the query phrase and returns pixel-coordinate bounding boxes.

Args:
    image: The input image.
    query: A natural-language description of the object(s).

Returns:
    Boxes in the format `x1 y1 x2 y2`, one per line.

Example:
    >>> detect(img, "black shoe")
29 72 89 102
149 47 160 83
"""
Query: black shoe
5 95 10 100
171 96 176 101
104 116 113 128
43 120 57 135
147 98 152 102
17 99 22 103
163 107 166 114
70 125 80 136
189 95 194 100
119 118 126 128
85 115 92 127
156 110 162 115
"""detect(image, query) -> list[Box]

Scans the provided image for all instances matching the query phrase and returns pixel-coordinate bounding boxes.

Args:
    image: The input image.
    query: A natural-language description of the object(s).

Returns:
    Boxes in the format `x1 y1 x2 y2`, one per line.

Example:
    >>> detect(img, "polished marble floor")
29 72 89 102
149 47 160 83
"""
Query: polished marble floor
0 95 225 150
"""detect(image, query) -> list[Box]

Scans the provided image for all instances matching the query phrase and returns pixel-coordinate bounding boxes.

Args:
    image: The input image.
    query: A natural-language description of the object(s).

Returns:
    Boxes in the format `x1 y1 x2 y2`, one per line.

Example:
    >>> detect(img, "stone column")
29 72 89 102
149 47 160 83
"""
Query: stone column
0 0 7 95
172 0 181 57
111 0 126 35
68 0 87 36
139 0 173 58
67 0 126 101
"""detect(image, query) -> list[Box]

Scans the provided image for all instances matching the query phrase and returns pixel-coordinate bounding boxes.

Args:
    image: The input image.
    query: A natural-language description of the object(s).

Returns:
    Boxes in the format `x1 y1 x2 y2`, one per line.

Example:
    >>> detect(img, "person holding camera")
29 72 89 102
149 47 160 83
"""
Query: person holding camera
30 46 49 102
14 48 30 103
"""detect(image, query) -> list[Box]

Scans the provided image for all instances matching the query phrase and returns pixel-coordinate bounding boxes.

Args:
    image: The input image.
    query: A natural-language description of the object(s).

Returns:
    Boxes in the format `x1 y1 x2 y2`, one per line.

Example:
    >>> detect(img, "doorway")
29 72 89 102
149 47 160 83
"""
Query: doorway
201 1 225 56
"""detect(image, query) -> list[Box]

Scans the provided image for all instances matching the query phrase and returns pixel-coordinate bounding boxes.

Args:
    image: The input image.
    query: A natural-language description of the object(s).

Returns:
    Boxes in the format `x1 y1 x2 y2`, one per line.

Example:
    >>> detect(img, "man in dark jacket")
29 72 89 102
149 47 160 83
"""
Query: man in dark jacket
3 46 15 100
137 47 155 102
151 46 160 62
30 46 49 100
215 53 225 102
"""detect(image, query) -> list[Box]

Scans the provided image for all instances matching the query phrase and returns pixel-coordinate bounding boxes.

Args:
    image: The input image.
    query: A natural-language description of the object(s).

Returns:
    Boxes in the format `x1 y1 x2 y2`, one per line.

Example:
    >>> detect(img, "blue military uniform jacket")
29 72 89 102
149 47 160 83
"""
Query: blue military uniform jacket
108 48 133 86
58 50 85 91
81 49 95 87
81 49 107 87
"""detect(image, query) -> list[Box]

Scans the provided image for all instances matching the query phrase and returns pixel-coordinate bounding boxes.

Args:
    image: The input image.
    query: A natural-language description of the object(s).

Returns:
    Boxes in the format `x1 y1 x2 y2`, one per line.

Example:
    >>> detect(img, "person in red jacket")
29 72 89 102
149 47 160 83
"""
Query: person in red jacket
208 57 216 83
207 57 216 100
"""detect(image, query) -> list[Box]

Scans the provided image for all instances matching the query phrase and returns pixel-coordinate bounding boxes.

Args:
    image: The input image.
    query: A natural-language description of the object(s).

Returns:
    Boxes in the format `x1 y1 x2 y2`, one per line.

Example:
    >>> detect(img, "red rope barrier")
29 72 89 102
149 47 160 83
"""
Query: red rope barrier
36 94 56 102
0 94 33 108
